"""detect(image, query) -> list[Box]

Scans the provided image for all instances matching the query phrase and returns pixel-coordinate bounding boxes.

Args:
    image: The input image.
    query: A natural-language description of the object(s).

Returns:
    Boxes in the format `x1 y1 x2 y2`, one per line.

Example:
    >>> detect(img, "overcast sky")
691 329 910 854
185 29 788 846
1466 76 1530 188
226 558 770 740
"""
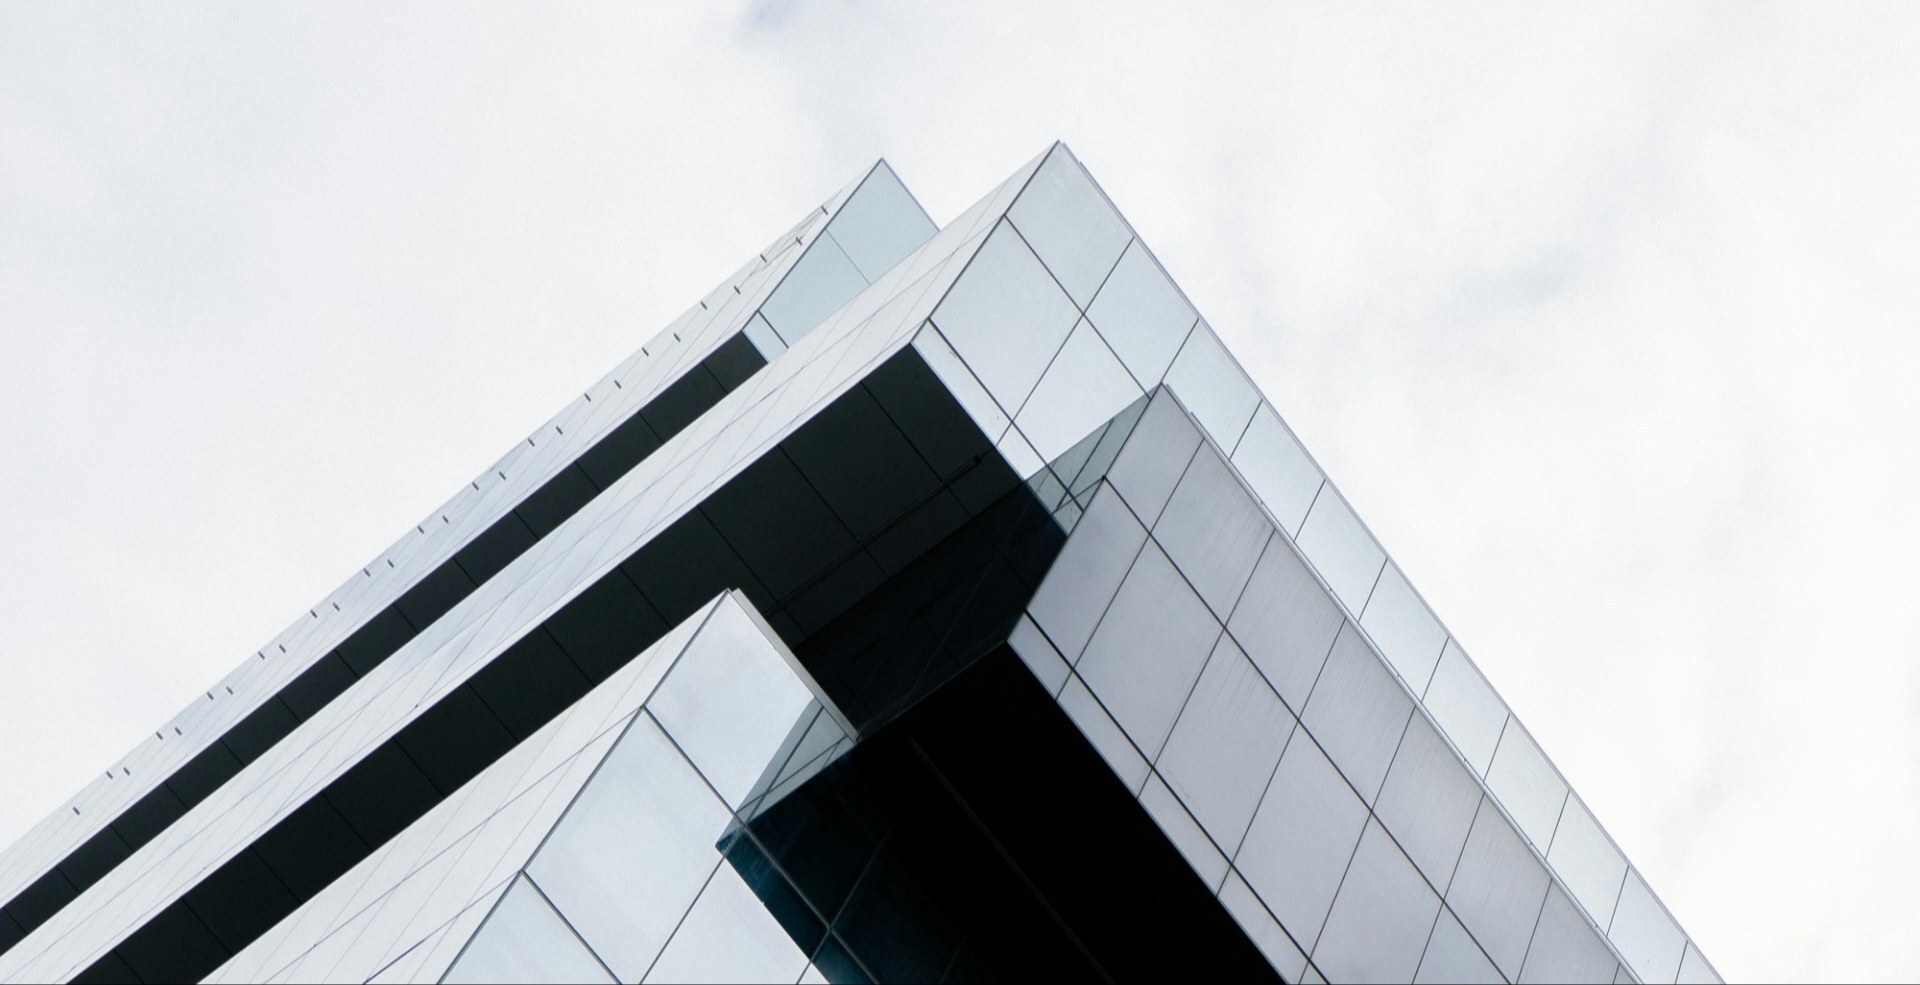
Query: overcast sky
2 3 1916 981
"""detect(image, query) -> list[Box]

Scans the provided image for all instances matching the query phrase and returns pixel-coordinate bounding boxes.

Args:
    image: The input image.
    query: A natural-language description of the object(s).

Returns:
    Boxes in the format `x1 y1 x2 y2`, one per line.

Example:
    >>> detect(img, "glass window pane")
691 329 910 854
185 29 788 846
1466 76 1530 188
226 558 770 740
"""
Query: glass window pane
1301 622 1416 803
412 884 513 985
1415 907 1502 985
1313 821 1441 984
909 326 1011 442
1059 676 1150 794
1059 392 1146 505
1486 722 1569 850
444 876 614 985
1609 870 1686 985
743 313 786 362
1076 542 1223 759
760 234 869 345
1231 404 1324 536
737 707 850 825
1422 640 1506 776
929 221 1081 413
1293 487 1385 615
1008 615 1070 697
1447 799 1551 980
1105 390 1202 526
526 716 730 982
1162 323 1260 450
1235 732 1368 951
1139 773 1229 890
1218 870 1309 983
1153 445 1275 619
823 163 936 282
1677 943 1721 984
1085 240 1195 385
1157 634 1293 854
647 601 817 809
994 422 1045 481
1008 148 1132 307
1012 320 1144 463
1360 563 1448 692
366 921 452 984
1519 885 1616 985
1375 715 1482 890
1027 484 1148 661
642 864 811 984
1546 796 1627 927
1226 537 1345 713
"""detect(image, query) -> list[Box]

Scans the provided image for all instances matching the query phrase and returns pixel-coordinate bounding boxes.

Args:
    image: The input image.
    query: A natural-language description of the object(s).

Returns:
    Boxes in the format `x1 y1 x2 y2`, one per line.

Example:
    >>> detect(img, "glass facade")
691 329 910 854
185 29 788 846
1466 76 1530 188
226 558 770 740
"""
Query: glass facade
0 145 1715 984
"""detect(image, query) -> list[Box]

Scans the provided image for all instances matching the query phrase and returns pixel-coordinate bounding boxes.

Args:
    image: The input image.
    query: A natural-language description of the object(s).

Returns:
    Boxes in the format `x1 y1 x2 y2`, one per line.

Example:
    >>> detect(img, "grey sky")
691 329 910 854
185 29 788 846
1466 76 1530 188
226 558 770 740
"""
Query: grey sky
3 3 1914 980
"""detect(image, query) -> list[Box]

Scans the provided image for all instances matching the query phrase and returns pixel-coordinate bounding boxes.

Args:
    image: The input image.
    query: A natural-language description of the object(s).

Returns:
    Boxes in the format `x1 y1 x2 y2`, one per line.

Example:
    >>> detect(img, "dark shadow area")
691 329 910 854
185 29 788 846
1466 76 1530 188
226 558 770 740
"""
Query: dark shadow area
732 649 1283 983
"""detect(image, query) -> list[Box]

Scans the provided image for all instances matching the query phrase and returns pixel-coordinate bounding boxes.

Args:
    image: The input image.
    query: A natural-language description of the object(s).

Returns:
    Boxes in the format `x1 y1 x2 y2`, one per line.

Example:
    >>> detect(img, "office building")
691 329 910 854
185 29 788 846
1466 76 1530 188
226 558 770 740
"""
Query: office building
0 145 1719 984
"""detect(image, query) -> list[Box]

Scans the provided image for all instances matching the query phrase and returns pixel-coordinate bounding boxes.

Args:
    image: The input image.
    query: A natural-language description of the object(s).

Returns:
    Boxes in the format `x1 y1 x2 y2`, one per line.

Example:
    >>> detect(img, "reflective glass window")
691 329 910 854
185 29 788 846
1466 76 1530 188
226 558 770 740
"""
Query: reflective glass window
1059 676 1149 793
1162 323 1261 449
1076 543 1224 759
1360 562 1448 692
1231 404 1325 536
1236 733 1368 950
909 327 1011 442
1546 796 1627 928
1154 445 1275 619
994 423 1045 481
760 234 869 344
647 602 816 809
526 716 730 982
929 221 1081 413
1085 240 1196 386
743 312 786 361
1157 634 1293 853
443 876 613 985
1609 870 1686 985
1027 484 1148 661
1422 641 1506 776
823 163 936 282
1301 622 1416 803
1008 149 1132 307
1012 319 1144 462
1105 391 1202 526
1447 799 1551 980
1226 537 1346 712
1218 871 1309 983
1519 885 1616 985
1293 487 1385 615
1375 714 1483 890
1416 907 1503 985
1486 722 1569 850
1008 615 1070 696
1313 820 1442 984
642 863 812 984
1139 773 1229 890
1677 943 1721 984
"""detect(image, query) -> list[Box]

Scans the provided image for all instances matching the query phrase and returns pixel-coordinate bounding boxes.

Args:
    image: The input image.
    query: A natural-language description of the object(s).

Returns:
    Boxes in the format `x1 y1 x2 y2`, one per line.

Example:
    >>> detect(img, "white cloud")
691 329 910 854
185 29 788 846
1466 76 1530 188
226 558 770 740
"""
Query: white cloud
3 3 1916 979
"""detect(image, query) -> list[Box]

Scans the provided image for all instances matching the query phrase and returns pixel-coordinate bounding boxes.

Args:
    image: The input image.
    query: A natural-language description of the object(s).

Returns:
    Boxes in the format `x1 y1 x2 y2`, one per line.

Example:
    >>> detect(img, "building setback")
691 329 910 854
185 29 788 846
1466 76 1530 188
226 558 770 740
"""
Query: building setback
0 145 1719 984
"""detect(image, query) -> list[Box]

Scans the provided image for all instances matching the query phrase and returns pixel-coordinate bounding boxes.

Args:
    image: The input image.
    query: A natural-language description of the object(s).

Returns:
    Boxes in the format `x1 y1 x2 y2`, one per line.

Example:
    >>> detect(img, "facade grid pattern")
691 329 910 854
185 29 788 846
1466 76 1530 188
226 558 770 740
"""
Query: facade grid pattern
0 144 1716 985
